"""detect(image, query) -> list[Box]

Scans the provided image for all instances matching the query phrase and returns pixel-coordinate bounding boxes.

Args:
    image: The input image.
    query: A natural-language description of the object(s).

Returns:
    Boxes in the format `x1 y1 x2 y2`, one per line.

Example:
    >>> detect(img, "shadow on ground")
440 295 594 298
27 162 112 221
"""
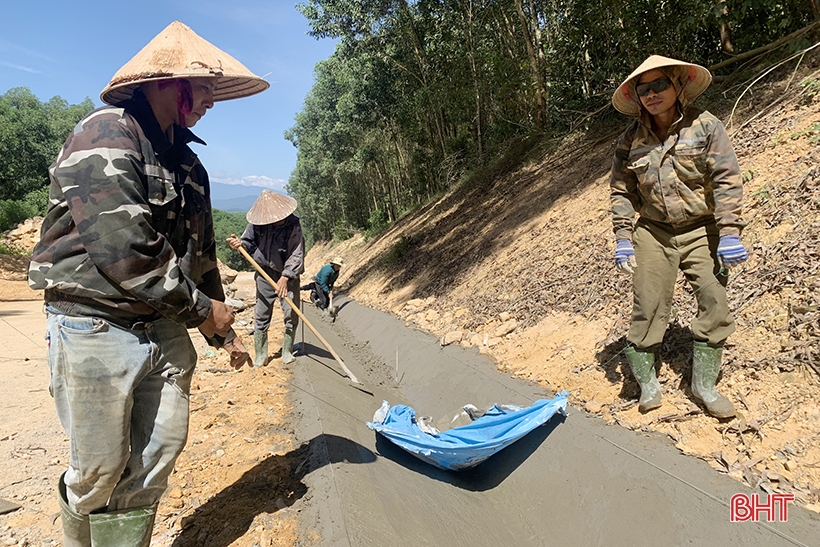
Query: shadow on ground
172 434 376 547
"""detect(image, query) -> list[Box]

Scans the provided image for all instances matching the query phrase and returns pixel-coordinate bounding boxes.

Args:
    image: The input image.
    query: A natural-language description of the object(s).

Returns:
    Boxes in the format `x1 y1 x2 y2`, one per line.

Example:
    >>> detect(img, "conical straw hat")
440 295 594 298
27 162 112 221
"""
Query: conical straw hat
246 190 298 225
101 21 270 105
612 55 712 116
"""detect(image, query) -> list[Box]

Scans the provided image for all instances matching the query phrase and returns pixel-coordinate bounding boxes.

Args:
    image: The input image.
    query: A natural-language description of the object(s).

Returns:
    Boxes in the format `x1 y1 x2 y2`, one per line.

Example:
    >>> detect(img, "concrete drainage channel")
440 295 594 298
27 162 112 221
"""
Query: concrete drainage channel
287 297 819 547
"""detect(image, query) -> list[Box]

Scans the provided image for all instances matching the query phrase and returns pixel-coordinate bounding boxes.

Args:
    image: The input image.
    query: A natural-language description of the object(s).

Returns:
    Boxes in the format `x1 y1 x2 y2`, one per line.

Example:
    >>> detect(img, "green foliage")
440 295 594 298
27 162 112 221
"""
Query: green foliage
0 87 94 201
0 240 28 257
291 0 817 244
365 208 390 239
212 209 252 271
0 199 39 232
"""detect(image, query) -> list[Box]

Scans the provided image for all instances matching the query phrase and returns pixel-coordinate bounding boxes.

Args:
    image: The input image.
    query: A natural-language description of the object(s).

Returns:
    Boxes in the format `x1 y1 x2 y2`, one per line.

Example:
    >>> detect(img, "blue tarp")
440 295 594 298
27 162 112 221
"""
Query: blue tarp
367 391 568 471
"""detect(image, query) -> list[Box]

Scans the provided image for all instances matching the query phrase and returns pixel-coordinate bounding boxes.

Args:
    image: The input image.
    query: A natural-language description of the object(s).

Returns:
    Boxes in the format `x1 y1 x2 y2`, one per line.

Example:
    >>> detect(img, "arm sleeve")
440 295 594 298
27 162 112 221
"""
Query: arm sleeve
705 118 747 236
54 116 211 327
610 130 641 241
239 223 257 254
282 222 305 279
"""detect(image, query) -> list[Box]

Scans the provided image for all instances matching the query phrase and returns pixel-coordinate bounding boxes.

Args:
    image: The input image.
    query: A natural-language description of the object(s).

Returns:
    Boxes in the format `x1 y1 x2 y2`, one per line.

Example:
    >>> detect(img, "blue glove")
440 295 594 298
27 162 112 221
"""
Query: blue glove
717 235 748 267
614 239 637 274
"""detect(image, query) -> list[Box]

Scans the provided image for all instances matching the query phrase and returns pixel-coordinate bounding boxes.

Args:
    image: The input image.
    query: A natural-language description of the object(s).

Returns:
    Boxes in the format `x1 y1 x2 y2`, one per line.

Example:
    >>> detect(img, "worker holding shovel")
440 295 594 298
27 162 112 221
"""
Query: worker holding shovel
610 55 748 419
227 190 305 367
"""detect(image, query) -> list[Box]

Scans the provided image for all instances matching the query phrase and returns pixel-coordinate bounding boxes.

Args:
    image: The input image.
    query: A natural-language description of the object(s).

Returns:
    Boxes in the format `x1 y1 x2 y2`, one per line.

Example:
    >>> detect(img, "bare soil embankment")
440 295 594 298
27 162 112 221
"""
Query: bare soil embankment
303 62 820 513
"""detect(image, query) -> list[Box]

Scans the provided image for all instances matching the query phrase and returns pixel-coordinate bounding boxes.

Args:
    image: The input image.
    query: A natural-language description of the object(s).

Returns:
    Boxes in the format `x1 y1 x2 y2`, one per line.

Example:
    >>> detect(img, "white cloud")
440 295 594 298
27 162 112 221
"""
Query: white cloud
210 174 288 193
0 60 40 74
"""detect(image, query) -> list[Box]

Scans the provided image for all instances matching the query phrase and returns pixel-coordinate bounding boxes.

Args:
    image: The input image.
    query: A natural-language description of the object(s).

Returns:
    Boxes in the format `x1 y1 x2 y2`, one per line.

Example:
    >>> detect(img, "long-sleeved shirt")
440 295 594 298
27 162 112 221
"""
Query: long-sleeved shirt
610 106 746 241
315 263 338 295
28 89 221 329
239 214 305 279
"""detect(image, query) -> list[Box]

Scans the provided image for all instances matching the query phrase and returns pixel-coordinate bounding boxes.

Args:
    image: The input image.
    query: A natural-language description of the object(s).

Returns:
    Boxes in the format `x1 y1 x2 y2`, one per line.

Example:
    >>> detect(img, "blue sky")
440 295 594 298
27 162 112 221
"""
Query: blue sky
0 1 337 195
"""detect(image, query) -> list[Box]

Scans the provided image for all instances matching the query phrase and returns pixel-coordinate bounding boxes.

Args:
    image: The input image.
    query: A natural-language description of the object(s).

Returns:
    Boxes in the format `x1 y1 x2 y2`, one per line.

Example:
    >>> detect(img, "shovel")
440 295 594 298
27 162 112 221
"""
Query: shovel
238 246 372 394
328 291 338 321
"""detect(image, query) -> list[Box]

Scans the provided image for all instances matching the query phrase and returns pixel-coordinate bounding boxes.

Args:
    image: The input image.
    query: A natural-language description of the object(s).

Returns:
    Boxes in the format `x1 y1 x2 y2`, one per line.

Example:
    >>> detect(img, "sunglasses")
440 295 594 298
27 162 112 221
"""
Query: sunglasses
636 78 672 97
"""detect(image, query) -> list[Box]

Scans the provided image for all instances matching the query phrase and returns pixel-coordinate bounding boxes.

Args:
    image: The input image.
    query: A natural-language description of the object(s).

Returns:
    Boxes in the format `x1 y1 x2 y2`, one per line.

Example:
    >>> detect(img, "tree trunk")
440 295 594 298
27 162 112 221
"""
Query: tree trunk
513 0 547 128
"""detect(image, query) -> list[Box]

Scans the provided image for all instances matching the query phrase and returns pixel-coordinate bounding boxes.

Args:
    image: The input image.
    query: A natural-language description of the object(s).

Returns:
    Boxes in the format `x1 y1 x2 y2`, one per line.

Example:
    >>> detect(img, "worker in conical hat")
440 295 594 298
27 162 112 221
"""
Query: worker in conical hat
609 55 747 420
227 190 305 367
28 21 267 546
301 256 345 317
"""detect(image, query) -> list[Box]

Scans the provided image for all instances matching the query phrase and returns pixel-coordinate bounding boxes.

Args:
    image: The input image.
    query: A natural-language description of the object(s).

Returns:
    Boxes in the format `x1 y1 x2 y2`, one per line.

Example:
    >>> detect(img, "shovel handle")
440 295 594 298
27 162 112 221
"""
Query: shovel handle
237 246 360 384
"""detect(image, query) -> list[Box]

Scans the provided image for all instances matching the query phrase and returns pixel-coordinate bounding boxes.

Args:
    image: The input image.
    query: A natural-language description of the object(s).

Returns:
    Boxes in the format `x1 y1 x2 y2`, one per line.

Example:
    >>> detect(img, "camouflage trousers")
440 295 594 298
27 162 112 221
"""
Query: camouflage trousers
627 218 736 349
45 307 196 514
253 267 300 332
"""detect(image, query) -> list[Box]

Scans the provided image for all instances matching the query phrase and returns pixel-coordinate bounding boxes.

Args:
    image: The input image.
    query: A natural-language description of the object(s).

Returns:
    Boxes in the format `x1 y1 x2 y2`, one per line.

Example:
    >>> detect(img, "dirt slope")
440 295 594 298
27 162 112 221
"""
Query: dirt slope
303 63 820 513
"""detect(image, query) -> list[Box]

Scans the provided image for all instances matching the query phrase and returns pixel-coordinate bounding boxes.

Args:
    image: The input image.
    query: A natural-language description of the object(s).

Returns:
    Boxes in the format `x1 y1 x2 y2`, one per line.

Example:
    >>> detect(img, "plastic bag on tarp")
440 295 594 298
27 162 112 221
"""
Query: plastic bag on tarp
366 391 568 471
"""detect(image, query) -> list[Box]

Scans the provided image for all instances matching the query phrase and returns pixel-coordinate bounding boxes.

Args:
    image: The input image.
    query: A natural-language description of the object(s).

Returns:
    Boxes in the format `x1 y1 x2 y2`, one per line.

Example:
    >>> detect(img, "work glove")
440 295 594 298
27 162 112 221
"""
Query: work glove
716 235 748 268
614 239 637 275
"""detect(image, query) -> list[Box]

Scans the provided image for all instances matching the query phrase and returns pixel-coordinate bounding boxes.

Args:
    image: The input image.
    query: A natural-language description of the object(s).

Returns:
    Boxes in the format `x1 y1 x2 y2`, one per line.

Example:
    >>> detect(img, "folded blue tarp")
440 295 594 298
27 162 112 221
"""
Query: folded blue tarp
367 391 568 471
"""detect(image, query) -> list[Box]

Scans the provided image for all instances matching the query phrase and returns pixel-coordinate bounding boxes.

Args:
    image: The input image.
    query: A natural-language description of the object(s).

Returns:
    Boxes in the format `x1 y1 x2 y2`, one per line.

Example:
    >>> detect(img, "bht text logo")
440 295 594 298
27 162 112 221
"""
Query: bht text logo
731 493 794 522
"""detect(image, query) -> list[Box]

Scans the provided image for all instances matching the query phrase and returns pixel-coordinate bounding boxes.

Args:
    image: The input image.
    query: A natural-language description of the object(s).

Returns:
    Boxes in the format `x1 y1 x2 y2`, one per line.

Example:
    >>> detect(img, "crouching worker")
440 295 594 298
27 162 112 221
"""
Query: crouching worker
610 55 749 418
227 190 305 367
301 257 344 317
27 21 265 546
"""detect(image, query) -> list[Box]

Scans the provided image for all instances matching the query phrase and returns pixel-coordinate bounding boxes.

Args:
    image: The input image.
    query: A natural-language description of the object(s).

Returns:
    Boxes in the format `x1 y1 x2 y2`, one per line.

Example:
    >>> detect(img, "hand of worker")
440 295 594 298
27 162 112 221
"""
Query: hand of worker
276 276 289 298
199 300 235 337
226 234 242 250
717 235 748 268
614 239 637 275
223 336 251 370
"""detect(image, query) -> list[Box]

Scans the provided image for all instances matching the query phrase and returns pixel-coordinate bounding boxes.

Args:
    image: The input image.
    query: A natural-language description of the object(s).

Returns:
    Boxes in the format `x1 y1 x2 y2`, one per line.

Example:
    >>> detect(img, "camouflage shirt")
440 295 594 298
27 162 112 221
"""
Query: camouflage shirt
610 106 746 240
28 89 222 329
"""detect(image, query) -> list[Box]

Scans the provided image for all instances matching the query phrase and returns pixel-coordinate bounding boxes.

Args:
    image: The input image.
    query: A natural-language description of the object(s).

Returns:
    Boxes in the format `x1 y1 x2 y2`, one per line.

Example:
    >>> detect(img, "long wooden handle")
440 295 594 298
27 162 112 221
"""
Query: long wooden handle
237 245 360 384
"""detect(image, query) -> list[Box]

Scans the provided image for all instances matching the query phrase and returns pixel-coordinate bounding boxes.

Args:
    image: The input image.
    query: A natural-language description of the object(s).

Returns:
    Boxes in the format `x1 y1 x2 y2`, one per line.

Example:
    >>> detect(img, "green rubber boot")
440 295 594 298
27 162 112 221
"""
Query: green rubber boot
624 346 662 412
253 330 268 368
282 328 296 364
59 473 91 547
88 505 157 547
691 341 735 418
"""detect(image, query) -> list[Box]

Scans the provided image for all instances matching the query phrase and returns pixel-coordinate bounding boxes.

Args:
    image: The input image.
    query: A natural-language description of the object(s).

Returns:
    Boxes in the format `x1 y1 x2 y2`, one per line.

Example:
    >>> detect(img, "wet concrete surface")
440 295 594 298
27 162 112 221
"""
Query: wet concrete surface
288 296 819 547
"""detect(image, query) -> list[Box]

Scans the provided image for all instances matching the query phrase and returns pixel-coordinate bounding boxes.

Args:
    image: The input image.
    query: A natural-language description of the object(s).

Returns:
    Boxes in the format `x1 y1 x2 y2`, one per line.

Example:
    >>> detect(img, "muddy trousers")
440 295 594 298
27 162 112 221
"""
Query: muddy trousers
627 219 735 349
302 281 329 309
253 267 300 332
45 308 196 530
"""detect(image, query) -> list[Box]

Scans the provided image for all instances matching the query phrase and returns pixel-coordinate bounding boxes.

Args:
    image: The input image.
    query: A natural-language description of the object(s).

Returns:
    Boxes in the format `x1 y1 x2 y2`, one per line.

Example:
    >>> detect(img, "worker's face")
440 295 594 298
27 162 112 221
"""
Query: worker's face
332 264 340 271
636 69 677 118
183 78 217 127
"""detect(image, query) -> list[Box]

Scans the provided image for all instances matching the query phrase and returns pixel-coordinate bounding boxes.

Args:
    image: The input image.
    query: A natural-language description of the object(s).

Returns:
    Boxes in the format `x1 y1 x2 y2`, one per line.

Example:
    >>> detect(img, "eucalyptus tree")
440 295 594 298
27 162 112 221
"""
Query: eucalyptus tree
290 0 820 244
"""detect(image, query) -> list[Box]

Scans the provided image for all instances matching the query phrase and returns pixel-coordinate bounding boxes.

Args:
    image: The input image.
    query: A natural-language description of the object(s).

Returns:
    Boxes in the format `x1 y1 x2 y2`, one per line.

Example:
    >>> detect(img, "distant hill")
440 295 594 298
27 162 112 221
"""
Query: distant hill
210 182 265 212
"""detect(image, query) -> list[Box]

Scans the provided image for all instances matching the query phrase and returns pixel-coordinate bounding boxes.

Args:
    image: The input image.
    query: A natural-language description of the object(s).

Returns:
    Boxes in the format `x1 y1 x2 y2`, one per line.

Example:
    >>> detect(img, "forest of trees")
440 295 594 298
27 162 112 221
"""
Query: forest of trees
0 87 251 268
0 87 94 232
286 0 820 244
2 2 818 254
